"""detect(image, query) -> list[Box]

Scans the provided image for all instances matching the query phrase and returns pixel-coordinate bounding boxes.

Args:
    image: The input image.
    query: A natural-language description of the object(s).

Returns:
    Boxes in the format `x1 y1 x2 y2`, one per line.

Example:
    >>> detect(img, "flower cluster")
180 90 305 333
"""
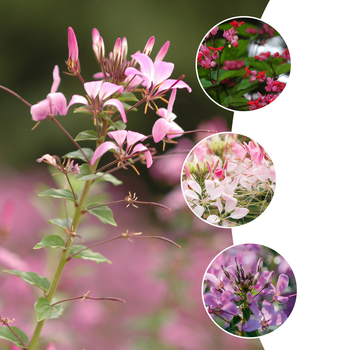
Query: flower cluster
182 133 275 227
0 26 192 350
196 17 290 111
203 244 296 337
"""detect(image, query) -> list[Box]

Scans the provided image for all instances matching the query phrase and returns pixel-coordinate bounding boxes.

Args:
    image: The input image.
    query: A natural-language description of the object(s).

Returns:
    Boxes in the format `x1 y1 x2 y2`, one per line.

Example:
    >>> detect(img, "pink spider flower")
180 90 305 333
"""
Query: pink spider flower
269 274 290 303
152 89 183 143
66 27 80 75
30 65 68 121
124 53 191 112
67 80 126 122
91 130 153 168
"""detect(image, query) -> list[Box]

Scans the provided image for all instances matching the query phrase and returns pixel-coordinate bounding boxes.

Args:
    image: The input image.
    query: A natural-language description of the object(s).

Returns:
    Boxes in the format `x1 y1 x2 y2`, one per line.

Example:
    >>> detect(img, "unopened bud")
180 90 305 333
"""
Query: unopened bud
246 291 252 305
252 272 261 286
221 265 231 279
256 258 263 273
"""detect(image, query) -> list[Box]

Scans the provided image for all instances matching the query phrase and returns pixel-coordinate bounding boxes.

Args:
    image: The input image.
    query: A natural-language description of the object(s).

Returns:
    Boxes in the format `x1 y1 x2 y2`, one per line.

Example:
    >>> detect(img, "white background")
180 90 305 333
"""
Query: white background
232 0 349 349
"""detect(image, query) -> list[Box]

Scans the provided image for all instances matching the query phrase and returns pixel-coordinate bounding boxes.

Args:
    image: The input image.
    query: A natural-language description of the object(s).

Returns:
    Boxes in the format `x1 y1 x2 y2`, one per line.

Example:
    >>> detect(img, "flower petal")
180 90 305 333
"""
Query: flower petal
188 180 201 195
193 205 205 217
276 274 289 296
242 319 261 332
103 98 127 123
230 208 249 219
91 141 118 165
157 79 192 93
207 215 220 224
107 130 127 149
223 194 237 213
50 65 60 94
30 99 50 121
152 118 171 143
47 92 67 116
153 60 174 87
84 81 103 100
99 82 123 101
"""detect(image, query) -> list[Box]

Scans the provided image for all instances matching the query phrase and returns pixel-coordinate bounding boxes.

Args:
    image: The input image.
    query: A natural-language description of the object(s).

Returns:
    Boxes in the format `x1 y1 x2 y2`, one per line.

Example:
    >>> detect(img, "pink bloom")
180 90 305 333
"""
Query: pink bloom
67 81 126 122
223 27 239 47
270 274 290 303
255 51 271 61
66 27 80 74
125 53 191 111
91 130 153 168
152 89 183 143
30 66 67 121
37 154 80 174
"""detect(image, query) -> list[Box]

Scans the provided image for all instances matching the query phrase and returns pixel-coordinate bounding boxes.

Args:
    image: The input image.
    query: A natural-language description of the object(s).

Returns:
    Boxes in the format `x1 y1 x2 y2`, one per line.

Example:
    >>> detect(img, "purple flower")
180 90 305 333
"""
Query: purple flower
67 81 126 122
270 274 290 303
30 66 67 121
91 130 153 168
242 300 287 332
152 89 183 143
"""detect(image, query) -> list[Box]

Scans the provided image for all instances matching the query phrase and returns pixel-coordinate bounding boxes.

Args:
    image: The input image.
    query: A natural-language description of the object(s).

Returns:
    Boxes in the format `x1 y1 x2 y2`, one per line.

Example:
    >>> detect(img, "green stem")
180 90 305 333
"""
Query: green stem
27 122 109 350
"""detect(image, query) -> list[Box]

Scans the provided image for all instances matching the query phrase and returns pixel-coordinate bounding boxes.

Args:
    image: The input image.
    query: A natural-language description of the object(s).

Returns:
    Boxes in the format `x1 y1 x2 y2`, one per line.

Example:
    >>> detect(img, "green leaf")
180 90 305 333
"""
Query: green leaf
274 63 291 76
35 297 62 322
86 204 117 226
225 315 241 332
200 77 214 88
3 270 50 292
76 164 122 186
245 329 261 337
33 235 66 250
48 217 73 230
242 306 251 321
114 120 127 130
69 245 112 264
74 130 99 141
118 92 139 102
38 188 77 203
218 68 246 82
63 148 94 162
0 326 28 348
224 96 249 111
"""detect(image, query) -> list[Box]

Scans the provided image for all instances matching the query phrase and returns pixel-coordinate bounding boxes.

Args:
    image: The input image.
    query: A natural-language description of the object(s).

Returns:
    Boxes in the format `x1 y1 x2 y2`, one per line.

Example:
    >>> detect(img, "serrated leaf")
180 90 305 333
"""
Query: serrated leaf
0 326 28 348
63 148 94 162
38 188 77 203
69 245 112 264
86 204 117 226
35 297 62 322
33 235 66 250
48 217 73 230
74 130 99 141
3 270 50 292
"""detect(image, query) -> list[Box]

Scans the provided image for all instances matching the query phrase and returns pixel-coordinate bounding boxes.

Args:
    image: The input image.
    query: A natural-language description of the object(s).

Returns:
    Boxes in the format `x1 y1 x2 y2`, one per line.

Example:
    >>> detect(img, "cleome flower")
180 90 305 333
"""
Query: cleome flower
67 80 127 122
91 130 153 168
30 66 68 121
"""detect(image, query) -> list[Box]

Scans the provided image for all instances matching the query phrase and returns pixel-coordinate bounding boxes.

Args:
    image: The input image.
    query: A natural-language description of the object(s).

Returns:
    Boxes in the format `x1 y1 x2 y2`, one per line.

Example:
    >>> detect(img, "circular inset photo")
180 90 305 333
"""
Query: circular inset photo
202 244 297 338
196 16 290 111
181 132 275 227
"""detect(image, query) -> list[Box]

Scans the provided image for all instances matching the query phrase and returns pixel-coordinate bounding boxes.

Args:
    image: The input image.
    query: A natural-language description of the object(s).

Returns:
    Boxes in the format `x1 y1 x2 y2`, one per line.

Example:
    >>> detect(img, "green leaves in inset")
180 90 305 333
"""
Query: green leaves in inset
86 203 117 226
69 245 111 264
225 315 242 333
38 188 77 203
218 67 246 82
35 297 62 322
0 326 28 348
3 270 50 292
33 235 66 250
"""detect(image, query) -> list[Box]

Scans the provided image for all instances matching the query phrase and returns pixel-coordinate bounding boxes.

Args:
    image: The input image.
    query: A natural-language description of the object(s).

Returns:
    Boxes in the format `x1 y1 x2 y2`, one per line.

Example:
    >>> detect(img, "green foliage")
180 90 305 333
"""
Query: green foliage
86 202 117 226
0 326 28 348
74 130 100 141
34 297 63 322
69 245 112 264
38 188 78 203
63 148 94 162
48 217 73 231
3 270 50 292
33 235 66 250
76 164 122 186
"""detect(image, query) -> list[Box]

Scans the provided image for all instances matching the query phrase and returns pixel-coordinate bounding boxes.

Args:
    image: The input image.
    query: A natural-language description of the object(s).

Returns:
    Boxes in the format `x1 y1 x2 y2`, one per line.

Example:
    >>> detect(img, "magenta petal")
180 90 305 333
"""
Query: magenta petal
67 27 79 62
99 82 123 101
277 274 289 296
103 99 127 123
67 94 89 110
157 79 192 93
250 300 262 319
30 99 50 121
242 319 261 332
91 141 118 165
153 60 174 87
203 293 218 307
167 122 183 139
126 131 147 150
48 92 67 116
84 81 103 100
152 118 170 143
107 130 127 149
50 65 60 94
132 144 152 168
129 53 154 88
155 41 170 62
221 302 238 315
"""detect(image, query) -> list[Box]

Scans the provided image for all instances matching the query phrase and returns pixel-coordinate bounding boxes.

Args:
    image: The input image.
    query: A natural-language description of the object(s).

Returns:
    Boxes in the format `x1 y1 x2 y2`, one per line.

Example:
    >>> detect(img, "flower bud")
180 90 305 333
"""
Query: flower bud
221 265 230 279
256 258 263 273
